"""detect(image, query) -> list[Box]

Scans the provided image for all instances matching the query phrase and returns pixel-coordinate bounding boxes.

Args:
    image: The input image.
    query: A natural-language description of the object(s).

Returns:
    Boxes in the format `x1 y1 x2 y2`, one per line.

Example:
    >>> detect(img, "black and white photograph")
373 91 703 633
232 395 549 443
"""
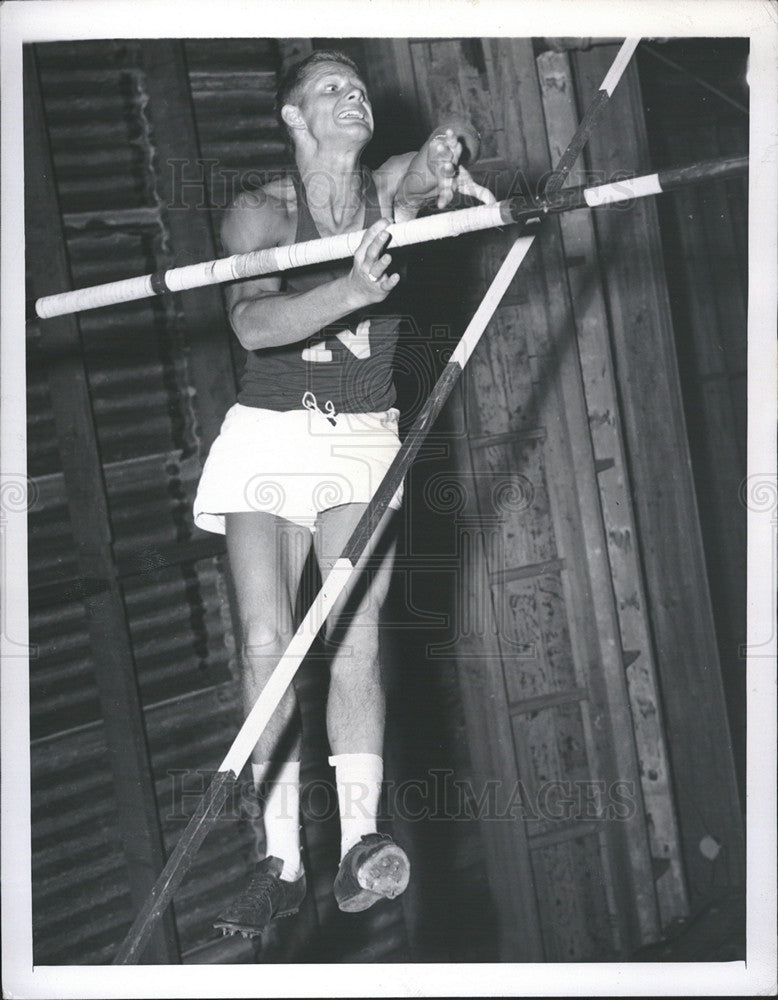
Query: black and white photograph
2 1 776 996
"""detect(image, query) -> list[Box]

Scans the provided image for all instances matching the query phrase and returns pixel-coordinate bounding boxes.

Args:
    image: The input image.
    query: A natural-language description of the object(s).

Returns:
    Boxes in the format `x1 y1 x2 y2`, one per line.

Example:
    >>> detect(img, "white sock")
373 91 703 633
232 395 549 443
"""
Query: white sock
329 753 383 860
252 761 302 882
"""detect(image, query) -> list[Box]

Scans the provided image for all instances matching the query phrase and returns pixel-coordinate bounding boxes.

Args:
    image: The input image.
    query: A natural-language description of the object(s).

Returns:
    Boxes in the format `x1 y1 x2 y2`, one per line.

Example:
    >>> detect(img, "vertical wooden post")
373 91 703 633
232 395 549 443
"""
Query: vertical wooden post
573 45 745 901
381 35 666 960
489 37 660 950
537 47 688 928
25 46 180 964
657 127 747 799
140 40 238 458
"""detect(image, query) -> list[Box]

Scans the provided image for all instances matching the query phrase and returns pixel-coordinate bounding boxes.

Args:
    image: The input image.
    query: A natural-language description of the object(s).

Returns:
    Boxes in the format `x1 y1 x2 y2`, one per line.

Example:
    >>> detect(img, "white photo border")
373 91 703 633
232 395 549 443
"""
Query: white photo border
2 1 776 996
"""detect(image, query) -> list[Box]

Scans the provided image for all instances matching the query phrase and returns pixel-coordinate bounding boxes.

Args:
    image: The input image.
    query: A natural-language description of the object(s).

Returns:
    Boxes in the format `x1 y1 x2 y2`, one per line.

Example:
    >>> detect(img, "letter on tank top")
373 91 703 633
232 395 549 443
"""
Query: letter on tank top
237 167 401 413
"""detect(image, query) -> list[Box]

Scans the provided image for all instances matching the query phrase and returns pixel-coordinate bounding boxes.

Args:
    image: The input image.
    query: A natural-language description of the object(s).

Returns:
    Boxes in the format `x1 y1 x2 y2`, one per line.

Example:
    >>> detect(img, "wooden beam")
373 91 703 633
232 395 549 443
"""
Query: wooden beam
25 46 180 965
572 44 745 901
485 36 660 953
449 509 547 960
360 38 425 160
537 47 688 928
140 40 238 458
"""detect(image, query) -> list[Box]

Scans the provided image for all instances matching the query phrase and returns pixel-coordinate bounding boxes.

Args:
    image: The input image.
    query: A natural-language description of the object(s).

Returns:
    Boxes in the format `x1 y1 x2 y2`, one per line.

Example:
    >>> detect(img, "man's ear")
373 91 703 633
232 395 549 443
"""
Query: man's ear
281 104 306 133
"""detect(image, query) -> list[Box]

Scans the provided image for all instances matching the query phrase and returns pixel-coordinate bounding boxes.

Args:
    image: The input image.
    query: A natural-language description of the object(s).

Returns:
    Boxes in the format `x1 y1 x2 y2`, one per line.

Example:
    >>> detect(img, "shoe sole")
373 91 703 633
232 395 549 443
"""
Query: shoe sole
339 842 410 913
213 903 302 939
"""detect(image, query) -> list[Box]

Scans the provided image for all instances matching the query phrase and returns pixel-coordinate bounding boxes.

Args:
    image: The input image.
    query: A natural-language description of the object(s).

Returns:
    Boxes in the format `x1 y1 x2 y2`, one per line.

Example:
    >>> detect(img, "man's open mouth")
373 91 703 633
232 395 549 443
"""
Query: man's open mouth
337 109 368 122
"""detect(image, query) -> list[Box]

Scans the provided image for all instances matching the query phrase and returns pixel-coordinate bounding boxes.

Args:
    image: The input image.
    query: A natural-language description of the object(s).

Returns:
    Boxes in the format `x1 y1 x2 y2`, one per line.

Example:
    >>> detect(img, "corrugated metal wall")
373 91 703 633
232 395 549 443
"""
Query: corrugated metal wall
28 38 249 964
27 37 421 965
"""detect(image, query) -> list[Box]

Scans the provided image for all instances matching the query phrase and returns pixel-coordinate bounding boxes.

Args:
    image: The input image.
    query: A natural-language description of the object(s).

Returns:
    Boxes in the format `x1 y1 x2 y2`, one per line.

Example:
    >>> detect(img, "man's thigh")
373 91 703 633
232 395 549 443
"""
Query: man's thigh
226 511 312 636
313 503 398 627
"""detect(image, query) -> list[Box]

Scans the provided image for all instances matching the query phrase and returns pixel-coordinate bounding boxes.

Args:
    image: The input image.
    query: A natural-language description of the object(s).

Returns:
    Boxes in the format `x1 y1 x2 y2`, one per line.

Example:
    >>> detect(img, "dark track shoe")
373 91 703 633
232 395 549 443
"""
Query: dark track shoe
333 833 410 913
214 857 306 938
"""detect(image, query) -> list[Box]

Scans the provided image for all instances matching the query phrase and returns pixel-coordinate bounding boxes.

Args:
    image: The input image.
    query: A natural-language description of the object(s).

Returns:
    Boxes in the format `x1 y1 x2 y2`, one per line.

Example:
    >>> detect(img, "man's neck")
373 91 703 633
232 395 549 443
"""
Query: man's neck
296 146 365 229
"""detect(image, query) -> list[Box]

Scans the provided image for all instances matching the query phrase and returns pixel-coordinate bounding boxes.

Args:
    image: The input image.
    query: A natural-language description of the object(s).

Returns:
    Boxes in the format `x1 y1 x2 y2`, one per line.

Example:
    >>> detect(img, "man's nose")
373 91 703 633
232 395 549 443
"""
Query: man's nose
346 86 365 102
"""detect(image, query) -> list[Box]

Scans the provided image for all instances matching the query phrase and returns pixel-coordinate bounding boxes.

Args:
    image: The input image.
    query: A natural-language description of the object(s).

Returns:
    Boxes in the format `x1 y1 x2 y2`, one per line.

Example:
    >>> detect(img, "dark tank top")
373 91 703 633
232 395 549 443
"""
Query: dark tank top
237 167 401 413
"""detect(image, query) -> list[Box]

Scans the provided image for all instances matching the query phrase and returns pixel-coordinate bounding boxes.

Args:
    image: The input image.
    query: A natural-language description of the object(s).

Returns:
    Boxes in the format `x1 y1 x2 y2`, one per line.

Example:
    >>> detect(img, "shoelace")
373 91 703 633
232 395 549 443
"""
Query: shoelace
302 390 338 425
243 868 278 899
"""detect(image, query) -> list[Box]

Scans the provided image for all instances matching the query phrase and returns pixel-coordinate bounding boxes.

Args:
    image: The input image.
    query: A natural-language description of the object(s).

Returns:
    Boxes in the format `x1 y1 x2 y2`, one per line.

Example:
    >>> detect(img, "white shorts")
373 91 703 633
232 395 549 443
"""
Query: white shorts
193 403 404 535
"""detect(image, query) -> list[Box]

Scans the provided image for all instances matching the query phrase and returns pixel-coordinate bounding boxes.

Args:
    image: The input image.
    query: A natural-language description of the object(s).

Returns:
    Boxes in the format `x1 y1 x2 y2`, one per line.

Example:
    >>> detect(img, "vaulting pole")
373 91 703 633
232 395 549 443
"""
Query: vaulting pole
34 203 509 319
543 37 640 196
523 154 748 214
112 233 536 965
32 155 746 322
112 36 646 965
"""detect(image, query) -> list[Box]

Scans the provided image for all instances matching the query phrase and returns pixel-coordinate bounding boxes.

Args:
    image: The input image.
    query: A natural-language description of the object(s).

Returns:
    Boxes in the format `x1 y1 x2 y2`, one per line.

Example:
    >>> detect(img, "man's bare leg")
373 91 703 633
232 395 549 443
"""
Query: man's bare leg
214 511 311 938
226 510 311 763
314 501 396 756
314 503 409 910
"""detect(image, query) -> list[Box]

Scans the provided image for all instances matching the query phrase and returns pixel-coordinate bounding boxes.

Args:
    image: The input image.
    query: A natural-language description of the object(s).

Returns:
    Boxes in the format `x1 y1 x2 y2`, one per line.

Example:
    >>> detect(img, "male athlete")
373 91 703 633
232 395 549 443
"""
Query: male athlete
194 49 485 937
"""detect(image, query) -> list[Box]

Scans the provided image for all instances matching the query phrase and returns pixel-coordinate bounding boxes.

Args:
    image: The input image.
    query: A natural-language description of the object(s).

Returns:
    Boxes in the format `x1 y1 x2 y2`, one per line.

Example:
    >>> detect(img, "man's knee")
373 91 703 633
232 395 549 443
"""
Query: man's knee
241 620 292 664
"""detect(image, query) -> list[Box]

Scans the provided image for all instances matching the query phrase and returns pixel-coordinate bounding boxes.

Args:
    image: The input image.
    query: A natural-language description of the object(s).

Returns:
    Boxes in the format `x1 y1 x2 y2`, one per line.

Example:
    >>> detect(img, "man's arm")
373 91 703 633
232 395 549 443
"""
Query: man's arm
375 118 483 221
223 184 399 352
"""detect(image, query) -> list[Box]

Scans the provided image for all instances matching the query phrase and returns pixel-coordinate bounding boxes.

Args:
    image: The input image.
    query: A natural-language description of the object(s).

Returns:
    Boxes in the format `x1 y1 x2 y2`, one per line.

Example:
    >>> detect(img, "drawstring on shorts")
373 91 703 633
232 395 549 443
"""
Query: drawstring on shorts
302 391 338 426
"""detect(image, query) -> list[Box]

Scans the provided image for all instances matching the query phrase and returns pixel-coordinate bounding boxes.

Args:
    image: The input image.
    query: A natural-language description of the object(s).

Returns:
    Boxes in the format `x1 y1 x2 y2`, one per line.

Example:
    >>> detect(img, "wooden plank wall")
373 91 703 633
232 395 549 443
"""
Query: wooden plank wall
361 37 677 960
25 47 180 965
27 38 259 966
639 41 748 804
536 47 687 928
358 34 746 959
572 44 745 905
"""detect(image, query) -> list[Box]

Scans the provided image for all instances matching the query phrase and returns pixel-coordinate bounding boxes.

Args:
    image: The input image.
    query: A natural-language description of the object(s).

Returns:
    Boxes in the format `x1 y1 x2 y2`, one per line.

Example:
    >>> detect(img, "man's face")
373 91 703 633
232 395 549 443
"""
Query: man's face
292 61 374 147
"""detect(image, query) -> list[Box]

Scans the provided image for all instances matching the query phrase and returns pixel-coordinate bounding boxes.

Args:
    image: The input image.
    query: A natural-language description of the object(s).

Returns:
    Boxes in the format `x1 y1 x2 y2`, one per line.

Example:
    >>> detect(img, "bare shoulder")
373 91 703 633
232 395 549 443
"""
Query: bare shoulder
221 175 296 254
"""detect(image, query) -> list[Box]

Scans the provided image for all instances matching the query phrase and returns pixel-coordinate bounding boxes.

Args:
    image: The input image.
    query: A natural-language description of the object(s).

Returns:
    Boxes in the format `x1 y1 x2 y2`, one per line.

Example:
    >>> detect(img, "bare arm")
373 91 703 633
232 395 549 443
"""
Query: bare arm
222 185 400 351
375 118 482 221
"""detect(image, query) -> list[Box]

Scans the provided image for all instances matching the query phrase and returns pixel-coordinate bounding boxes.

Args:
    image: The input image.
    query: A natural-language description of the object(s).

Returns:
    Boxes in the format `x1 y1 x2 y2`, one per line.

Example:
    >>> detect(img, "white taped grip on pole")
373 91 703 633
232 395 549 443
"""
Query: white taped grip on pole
163 255 238 293
34 203 510 318
35 274 155 319
233 203 508 281
584 173 662 207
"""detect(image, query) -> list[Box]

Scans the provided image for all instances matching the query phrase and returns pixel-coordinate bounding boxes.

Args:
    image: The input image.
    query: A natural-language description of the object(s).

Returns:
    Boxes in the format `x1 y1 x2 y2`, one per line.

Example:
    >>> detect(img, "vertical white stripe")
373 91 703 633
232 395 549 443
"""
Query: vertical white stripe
450 236 536 368
601 38 641 97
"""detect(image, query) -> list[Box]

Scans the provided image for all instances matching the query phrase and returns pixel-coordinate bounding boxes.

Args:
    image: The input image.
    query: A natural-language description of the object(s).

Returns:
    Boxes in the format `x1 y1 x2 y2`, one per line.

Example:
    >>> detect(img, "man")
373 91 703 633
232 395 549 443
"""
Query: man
193 49 484 937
